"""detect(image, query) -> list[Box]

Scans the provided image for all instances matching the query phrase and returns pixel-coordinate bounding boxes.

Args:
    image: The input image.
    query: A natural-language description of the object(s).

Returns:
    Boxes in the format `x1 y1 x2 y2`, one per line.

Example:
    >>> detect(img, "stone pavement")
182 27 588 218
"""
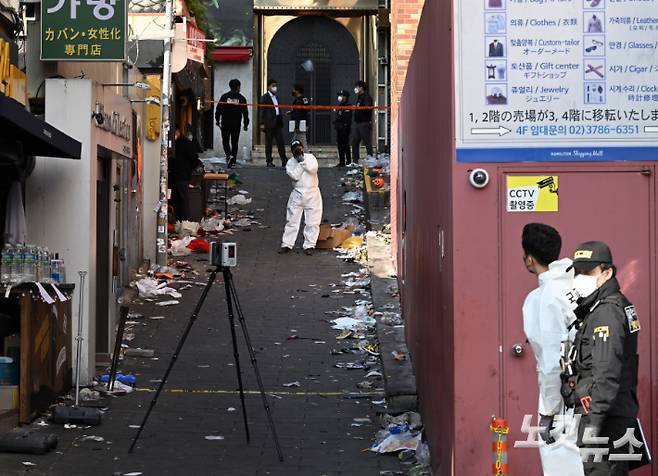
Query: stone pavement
0 167 406 476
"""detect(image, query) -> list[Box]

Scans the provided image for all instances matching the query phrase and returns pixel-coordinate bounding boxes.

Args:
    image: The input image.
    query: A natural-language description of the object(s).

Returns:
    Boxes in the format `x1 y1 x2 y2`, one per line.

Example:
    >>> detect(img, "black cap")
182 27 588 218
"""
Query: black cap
290 139 303 150
568 241 613 272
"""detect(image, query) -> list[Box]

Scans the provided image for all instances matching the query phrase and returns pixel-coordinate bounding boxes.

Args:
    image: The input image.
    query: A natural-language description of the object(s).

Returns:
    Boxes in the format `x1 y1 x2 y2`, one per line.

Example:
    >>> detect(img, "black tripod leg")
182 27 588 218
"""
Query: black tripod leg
222 267 251 443
226 270 284 462
129 269 218 453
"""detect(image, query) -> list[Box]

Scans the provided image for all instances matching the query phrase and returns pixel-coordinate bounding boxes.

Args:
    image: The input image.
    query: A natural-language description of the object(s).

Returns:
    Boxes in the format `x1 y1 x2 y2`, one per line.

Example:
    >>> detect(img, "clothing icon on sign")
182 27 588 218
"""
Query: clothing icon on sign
487 0 504 8
485 13 506 34
584 60 605 79
585 13 604 33
485 61 506 81
584 82 605 104
584 36 605 56
488 39 505 57
486 85 508 105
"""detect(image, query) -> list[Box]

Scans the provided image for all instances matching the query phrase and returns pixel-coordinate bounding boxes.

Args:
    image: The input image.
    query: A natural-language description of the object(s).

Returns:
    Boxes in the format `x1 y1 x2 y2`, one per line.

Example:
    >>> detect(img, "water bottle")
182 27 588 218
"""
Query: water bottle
51 253 65 284
25 245 36 282
1 244 13 284
14 244 25 282
41 247 51 283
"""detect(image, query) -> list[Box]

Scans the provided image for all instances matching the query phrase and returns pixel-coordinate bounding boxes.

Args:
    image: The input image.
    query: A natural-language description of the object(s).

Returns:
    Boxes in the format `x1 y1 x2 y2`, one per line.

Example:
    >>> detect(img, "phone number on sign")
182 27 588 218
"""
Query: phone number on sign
517 125 641 136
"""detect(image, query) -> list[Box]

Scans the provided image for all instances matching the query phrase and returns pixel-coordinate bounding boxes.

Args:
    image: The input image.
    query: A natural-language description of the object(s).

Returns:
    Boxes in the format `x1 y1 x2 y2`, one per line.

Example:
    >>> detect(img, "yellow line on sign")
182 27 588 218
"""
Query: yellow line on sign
134 387 382 398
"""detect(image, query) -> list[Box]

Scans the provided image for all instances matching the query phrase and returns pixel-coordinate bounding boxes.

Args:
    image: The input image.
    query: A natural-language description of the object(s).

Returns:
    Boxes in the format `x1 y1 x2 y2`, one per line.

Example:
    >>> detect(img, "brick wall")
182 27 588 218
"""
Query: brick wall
391 0 424 265
391 0 425 111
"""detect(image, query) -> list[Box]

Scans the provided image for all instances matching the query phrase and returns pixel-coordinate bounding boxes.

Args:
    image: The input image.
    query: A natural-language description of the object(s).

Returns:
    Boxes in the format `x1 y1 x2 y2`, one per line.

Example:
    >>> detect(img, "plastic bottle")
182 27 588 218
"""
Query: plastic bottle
25 245 36 282
41 247 51 283
14 244 25 282
51 253 65 284
1 244 13 284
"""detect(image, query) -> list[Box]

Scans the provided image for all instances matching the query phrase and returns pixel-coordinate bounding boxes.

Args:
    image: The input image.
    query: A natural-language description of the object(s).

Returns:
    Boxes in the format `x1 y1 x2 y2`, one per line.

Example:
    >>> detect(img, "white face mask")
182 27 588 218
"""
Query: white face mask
573 274 599 299
337 96 343 103
354 87 360 95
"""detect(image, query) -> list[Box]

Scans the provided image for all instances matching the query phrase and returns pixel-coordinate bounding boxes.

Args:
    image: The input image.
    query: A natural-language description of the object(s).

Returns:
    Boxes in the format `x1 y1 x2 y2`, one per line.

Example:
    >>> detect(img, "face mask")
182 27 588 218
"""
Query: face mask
337 96 343 103
270 86 277 94
573 274 599 299
354 87 360 95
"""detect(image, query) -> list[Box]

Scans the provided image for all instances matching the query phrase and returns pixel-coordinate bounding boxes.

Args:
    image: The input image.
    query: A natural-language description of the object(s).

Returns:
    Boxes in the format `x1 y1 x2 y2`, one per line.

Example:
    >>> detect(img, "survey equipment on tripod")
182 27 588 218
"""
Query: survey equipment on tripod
210 241 237 267
128 254 283 461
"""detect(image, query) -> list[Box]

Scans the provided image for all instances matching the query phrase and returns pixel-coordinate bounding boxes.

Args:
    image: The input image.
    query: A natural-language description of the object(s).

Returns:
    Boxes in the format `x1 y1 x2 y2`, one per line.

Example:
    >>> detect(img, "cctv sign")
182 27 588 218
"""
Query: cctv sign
506 176 559 213
41 0 127 61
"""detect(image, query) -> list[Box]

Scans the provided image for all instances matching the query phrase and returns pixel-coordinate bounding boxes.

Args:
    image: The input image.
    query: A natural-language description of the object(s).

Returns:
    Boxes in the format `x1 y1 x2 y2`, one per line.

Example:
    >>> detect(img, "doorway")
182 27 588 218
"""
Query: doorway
499 167 654 473
267 16 359 145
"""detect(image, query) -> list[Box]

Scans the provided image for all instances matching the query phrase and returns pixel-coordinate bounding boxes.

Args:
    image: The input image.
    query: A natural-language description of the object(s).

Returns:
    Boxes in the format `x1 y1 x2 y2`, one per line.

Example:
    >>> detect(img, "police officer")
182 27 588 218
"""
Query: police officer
564 241 640 476
334 90 352 167
215 79 249 168
288 84 309 150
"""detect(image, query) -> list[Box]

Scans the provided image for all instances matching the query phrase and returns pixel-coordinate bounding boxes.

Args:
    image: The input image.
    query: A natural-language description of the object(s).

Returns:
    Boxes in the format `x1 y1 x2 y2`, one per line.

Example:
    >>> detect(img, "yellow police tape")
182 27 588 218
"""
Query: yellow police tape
134 387 382 397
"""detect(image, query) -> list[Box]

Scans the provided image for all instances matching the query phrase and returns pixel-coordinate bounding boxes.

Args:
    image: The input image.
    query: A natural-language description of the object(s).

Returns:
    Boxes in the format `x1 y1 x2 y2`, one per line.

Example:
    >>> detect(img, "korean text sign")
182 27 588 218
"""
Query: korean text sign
41 0 126 61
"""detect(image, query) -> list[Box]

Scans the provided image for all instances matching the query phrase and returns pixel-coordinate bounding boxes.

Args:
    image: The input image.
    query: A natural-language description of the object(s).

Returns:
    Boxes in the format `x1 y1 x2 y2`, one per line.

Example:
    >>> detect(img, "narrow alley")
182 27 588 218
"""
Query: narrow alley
0 168 409 476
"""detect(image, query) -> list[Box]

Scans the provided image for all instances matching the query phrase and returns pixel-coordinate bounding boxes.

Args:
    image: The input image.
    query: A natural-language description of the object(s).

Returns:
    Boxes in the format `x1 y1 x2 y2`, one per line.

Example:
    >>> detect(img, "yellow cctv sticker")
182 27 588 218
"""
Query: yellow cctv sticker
506 176 559 213
575 250 593 259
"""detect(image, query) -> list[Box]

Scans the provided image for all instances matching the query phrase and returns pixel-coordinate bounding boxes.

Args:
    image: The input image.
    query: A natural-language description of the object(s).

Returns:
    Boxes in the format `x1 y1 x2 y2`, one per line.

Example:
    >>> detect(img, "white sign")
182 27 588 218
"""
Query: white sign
455 0 658 162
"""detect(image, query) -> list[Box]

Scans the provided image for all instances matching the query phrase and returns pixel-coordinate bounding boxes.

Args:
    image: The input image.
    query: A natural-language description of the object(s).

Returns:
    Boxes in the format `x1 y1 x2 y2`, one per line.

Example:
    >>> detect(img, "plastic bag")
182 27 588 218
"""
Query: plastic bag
175 220 200 237
169 237 193 256
227 195 252 206
340 236 363 250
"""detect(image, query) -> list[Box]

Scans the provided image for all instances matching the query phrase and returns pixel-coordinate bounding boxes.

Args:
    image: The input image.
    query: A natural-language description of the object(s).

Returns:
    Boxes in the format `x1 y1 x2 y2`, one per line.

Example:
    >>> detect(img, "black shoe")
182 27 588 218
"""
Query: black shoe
266 162 275 168
278 247 291 254
228 156 236 168
303 248 314 256
336 163 345 168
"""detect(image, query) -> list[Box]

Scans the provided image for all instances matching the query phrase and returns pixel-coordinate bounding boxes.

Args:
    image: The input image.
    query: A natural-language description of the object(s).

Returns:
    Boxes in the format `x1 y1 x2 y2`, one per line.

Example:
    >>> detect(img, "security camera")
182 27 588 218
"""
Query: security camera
469 168 489 189
92 102 104 125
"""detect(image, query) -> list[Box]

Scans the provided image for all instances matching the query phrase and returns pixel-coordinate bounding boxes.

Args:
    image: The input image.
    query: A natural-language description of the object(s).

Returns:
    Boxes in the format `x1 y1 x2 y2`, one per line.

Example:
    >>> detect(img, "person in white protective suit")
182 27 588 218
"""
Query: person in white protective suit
521 223 584 476
279 140 323 256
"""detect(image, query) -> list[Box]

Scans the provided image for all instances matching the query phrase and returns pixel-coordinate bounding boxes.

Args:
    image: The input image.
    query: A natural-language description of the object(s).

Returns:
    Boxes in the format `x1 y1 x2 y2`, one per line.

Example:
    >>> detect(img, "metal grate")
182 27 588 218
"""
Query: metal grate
295 42 332 144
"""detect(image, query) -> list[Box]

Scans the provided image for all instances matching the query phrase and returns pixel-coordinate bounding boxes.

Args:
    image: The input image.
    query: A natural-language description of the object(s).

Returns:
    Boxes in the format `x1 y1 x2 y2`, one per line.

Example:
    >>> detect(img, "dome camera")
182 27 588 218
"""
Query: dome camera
469 168 490 189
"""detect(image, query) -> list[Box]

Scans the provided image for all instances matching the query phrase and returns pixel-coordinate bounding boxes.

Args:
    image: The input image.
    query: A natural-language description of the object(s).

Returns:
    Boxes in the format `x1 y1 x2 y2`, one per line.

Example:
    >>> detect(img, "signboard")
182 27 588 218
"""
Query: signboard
41 0 127 61
506 176 559 213
186 23 206 64
254 0 378 10
455 0 658 162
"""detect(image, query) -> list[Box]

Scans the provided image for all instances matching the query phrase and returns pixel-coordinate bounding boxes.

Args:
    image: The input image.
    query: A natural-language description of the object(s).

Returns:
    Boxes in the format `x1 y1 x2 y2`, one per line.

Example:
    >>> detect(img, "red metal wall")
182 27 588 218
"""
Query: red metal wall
398 0 456 473
399 1 658 475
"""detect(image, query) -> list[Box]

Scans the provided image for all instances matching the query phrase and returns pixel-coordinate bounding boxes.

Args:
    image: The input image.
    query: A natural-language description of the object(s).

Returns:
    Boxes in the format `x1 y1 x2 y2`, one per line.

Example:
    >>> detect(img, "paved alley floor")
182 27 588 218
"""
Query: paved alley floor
0 167 406 476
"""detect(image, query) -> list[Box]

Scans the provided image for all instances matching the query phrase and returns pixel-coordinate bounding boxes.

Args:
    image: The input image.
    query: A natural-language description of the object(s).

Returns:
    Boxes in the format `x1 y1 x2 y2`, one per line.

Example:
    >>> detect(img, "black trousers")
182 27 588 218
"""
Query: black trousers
578 414 635 476
336 129 351 165
170 180 190 222
351 121 373 163
265 117 287 165
221 125 240 159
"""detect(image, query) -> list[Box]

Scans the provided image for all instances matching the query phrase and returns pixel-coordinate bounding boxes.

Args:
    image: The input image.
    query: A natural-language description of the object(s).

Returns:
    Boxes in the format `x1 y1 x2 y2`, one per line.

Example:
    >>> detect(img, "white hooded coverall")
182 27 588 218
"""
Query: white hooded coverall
522 258 584 476
281 153 323 249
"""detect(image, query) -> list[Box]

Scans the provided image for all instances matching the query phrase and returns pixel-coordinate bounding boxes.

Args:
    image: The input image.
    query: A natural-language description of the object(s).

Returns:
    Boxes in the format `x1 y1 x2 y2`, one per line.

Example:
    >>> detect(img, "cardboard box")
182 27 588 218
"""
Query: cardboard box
0 385 18 410
316 224 354 249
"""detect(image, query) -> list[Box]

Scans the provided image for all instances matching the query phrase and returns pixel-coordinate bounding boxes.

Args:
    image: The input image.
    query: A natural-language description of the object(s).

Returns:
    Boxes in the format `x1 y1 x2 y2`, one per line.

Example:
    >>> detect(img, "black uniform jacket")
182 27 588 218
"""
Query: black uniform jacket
334 103 352 132
215 91 249 128
290 96 309 129
354 92 373 123
572 278 640 427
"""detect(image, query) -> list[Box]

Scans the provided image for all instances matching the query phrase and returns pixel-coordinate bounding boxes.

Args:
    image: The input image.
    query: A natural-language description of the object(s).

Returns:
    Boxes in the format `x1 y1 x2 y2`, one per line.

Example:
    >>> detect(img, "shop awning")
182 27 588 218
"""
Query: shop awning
0 95 81 159
210 47 252 62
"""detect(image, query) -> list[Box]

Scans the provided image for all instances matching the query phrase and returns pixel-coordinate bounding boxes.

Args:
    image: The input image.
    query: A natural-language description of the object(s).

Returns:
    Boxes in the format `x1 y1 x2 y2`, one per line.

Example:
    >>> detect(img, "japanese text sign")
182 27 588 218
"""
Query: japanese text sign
41 0 126 61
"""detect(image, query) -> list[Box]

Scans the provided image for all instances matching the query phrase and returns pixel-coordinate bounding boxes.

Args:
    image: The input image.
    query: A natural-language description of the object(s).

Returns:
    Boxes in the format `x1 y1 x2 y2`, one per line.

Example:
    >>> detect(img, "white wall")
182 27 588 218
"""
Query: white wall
213 60 254 161
141 137 160 264
26 80 96 384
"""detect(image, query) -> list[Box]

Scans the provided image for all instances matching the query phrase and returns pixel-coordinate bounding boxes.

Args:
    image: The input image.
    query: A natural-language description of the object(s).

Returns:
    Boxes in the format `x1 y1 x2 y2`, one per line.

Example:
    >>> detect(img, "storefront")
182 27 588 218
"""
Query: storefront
26 80 133 385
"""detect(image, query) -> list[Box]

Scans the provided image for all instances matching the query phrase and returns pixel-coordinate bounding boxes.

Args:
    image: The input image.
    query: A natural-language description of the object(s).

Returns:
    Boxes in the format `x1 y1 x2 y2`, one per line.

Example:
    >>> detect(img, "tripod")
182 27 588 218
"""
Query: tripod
129 266 284 461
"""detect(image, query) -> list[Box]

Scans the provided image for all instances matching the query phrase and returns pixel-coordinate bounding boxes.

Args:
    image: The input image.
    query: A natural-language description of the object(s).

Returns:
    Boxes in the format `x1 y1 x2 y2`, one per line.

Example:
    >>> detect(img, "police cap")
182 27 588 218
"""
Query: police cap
568 241 613 272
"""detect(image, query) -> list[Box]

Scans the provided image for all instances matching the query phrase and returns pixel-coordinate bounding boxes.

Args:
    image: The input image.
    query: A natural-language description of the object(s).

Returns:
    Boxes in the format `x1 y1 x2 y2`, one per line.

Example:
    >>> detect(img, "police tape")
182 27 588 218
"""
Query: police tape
207 100 389 111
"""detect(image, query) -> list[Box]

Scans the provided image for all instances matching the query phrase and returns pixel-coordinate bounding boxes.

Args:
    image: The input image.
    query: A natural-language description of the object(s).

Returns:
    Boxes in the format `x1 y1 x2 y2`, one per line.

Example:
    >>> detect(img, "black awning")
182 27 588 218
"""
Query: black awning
0 94 82 159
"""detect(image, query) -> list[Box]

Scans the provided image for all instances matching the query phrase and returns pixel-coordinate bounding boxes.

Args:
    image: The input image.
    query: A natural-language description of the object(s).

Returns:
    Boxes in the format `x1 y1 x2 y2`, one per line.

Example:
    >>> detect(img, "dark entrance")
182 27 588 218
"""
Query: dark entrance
267 16 359 145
